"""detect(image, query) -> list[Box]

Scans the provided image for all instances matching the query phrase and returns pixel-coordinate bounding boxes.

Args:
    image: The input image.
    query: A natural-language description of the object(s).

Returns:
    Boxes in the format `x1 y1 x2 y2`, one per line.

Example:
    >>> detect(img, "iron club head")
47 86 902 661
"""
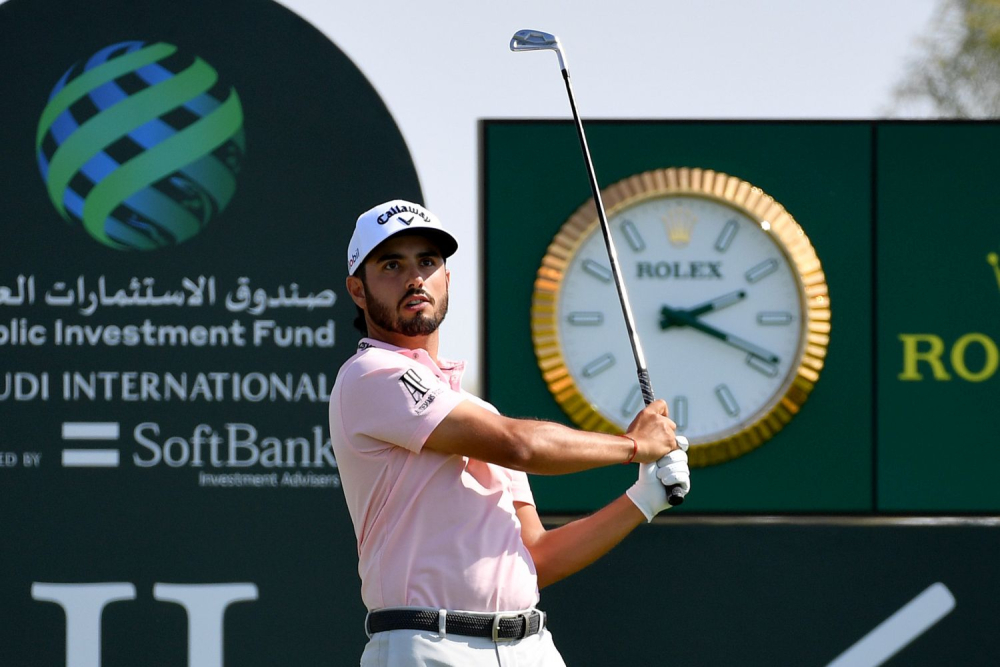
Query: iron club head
510 29 567 70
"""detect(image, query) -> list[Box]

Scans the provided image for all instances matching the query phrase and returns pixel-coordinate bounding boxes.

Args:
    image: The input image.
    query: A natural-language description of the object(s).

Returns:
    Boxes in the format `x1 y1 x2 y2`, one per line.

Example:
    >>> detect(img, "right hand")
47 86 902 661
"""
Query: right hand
624 399 680 463
656 439 691 496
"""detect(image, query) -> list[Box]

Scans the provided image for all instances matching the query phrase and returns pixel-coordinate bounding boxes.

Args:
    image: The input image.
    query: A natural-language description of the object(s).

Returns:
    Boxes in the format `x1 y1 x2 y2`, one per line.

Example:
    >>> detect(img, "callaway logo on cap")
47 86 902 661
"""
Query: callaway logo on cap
347 199 459 275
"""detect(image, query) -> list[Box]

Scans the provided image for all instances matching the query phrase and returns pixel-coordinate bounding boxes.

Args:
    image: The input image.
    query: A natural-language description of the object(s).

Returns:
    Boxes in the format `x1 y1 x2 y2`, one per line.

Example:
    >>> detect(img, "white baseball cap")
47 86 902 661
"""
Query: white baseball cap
347 199 459 275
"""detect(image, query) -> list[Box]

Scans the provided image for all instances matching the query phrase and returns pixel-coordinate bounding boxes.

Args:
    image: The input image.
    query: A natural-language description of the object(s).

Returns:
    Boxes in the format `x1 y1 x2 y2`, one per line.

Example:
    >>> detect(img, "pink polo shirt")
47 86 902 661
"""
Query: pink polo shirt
329 338 539 613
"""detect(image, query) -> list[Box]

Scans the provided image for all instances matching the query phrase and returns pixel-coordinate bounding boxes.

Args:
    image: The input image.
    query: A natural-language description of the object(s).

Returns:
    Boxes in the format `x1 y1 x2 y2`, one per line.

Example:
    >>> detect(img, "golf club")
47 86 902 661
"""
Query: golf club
510 29 687 506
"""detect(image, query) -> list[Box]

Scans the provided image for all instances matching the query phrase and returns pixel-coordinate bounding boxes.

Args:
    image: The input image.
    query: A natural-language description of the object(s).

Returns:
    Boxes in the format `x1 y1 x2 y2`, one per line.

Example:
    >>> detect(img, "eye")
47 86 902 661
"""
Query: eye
383 260 399 271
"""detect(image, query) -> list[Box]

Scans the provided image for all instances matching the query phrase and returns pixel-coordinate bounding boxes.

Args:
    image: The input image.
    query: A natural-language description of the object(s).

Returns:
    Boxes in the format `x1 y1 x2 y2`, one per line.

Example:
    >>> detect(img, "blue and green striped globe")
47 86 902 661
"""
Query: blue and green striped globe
36 41 245 250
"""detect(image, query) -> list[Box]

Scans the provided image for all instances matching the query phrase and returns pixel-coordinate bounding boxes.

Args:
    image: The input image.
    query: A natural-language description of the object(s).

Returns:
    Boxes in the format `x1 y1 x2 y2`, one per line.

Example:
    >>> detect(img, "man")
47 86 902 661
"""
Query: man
330 199 690 666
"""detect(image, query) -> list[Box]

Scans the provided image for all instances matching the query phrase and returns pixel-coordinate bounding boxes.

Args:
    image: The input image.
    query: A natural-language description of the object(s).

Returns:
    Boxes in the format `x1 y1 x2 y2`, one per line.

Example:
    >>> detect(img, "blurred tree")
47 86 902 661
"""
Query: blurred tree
889 0 1000 117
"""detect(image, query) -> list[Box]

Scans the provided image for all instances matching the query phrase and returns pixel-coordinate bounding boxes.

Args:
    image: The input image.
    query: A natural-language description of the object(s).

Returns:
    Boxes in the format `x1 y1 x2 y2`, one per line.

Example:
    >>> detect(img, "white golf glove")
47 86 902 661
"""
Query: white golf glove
625 436 691 522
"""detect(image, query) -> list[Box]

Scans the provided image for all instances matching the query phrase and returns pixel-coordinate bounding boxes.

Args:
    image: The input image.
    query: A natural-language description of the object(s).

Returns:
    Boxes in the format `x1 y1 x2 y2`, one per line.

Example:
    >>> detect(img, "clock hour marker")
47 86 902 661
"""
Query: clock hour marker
758 311 793 325
621 385 643 418
714 384 740 417
582 353 615 378
673 396 688 431
745 259 779 283
620 219 646 252
746 354 779 377
582 259 612 283
714 219 738 252
567 312 604 326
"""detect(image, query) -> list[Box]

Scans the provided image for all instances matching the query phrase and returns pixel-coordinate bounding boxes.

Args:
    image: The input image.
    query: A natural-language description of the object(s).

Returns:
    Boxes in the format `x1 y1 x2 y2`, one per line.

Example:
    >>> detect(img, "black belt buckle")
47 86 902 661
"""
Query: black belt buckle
492 610 531 642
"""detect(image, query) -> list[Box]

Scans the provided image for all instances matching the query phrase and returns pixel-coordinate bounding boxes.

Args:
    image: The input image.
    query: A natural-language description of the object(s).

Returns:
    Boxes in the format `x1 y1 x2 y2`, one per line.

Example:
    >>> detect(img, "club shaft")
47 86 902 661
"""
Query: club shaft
560 68 685 506
561 69 653 404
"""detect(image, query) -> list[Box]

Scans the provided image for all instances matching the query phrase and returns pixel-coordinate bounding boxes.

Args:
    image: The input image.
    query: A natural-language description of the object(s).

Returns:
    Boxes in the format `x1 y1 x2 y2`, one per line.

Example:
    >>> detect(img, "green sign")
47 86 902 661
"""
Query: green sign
877 123 1000 511
483 120 1000 513
542 518 999 666
0 0 419 662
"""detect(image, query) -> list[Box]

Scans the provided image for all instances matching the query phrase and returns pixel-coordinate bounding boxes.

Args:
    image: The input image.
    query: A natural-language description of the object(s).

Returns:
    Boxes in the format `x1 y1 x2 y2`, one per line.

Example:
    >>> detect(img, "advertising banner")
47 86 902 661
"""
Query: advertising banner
876 123 1000 511
0 0 420 662
483 119 1000 514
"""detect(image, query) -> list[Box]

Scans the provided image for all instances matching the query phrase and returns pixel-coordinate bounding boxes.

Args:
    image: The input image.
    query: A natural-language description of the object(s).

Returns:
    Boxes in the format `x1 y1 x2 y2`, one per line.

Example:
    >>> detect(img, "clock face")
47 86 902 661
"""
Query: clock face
533 168 830 466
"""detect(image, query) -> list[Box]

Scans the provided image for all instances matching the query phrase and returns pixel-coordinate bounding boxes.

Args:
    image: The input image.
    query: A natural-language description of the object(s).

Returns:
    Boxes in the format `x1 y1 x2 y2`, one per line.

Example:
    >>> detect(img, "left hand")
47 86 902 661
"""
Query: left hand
626 436 691 522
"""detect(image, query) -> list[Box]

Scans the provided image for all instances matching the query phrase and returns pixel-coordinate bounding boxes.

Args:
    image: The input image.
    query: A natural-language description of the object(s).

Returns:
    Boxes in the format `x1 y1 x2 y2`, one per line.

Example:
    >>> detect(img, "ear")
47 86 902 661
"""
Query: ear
346 275 366 308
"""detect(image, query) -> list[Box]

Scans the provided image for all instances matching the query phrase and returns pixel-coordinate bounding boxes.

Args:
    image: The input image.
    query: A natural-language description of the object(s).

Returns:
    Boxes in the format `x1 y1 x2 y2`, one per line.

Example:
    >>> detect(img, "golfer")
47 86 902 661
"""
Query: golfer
329 199 690 666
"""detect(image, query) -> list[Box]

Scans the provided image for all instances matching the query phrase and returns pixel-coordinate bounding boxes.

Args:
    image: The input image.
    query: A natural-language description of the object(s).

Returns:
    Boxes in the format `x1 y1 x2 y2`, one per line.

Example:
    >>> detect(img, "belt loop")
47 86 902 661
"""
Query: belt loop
364 610 373 639
438 609 447 638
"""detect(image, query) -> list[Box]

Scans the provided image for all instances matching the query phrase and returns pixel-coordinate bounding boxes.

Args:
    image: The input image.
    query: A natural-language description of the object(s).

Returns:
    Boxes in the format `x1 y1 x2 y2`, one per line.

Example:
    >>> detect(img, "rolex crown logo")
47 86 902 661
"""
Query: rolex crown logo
663 207 697 247
989 251 1000 292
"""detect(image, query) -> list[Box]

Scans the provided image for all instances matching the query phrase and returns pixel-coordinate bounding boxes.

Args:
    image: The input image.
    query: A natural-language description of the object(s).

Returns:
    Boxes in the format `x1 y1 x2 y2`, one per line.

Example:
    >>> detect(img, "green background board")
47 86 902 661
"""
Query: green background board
482 121 875 513
876 123 1000 511
539 520 999 666
0 0 408 662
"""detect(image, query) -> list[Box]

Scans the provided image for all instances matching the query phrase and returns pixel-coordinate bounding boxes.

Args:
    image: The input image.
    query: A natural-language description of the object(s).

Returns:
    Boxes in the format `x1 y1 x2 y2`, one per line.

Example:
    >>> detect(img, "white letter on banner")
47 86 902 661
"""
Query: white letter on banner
31 582 137 667
153 583 259 667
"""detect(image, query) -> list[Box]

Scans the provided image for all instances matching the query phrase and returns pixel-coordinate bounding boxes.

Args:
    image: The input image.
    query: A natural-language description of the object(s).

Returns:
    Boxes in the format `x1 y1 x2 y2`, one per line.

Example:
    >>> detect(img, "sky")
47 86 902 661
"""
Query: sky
274 0 941 392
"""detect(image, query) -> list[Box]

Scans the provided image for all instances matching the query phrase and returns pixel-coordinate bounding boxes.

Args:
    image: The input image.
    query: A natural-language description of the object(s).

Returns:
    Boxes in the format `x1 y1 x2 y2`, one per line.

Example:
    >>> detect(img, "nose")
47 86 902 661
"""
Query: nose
406 271 424 290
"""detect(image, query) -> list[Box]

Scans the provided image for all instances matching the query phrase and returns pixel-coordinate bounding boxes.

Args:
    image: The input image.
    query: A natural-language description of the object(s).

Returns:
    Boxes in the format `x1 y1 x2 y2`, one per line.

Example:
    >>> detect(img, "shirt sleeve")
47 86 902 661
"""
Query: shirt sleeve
509 470 535 506
339 350 465 453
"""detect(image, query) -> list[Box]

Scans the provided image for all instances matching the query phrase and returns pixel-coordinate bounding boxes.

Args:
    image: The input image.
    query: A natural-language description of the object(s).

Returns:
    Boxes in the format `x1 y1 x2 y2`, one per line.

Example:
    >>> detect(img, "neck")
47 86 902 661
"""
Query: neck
366 326 440 363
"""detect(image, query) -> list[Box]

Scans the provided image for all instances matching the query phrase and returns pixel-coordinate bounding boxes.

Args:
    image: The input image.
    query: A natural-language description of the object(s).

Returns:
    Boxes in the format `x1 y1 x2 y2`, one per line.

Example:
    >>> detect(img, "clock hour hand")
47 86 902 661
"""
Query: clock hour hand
659 304 780 364
659 290 747 331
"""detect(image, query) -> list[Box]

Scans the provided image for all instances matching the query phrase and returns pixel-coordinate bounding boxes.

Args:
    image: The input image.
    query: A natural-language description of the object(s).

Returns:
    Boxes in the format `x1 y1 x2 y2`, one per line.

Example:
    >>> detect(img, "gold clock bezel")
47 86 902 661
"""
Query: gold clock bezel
531 167 831 466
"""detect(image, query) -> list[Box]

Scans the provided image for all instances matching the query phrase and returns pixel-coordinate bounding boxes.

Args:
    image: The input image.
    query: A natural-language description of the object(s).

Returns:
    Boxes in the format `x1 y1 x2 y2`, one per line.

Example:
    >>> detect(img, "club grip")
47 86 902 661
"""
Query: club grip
637 368 655 406
637 369 685 505
666 435 688 506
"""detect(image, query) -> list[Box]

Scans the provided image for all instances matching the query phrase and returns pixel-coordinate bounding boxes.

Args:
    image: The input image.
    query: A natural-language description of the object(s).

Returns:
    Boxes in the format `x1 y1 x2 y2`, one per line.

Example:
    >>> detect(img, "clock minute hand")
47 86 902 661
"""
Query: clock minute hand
659 305 780 364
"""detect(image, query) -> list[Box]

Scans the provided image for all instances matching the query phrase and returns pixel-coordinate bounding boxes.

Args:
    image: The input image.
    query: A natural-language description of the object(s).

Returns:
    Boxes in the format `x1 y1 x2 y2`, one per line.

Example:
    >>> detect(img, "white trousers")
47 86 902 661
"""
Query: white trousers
360 628 567 667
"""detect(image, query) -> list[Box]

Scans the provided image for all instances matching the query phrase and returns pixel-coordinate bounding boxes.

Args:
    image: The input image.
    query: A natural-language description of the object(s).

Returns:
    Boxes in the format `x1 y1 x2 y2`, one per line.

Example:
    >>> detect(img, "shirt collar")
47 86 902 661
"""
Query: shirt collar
357 337 466 378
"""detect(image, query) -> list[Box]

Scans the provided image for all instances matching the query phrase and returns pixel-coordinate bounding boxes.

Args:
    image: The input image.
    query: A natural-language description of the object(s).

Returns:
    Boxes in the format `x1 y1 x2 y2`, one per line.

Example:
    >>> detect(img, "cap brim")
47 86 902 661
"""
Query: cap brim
385 227 458 259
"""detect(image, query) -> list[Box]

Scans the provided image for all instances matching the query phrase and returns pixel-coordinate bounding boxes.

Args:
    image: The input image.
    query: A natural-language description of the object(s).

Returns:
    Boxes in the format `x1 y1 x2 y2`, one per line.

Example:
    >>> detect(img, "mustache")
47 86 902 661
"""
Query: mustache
398 288 434 308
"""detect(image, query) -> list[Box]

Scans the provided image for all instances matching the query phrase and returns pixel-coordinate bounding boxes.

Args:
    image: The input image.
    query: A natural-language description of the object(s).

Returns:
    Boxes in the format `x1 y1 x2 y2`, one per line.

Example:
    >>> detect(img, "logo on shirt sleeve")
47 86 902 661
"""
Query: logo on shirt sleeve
399 369 430 403
398 367 443 414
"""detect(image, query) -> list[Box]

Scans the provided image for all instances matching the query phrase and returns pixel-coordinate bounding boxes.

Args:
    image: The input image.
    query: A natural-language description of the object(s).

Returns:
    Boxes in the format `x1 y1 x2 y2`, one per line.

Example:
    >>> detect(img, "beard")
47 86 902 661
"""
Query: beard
364 285 449 337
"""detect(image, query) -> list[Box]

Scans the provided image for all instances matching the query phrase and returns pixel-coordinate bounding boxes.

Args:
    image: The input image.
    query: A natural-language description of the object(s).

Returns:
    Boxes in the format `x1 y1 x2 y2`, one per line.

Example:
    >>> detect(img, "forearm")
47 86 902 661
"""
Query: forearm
424 399 675 474
426 403 635 474
507 419 635 475
525 494 646 589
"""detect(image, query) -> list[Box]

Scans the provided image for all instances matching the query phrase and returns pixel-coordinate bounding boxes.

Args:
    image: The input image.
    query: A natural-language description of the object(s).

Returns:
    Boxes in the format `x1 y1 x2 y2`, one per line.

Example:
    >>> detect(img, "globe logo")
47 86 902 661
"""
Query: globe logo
35 41 245 250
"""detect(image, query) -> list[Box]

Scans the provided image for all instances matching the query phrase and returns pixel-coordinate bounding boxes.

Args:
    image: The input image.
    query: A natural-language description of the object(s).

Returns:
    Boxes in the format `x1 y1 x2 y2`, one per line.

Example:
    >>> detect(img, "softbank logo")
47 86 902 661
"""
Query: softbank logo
32 582 258 667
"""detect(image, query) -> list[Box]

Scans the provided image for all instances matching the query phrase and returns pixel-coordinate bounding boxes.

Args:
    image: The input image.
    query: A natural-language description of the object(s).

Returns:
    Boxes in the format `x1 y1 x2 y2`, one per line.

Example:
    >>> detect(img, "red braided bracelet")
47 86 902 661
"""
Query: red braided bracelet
621 434 638 464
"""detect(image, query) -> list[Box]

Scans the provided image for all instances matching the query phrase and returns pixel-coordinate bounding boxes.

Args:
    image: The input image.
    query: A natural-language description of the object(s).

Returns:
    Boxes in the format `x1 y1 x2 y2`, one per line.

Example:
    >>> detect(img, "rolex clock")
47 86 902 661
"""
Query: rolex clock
532 168 830 466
